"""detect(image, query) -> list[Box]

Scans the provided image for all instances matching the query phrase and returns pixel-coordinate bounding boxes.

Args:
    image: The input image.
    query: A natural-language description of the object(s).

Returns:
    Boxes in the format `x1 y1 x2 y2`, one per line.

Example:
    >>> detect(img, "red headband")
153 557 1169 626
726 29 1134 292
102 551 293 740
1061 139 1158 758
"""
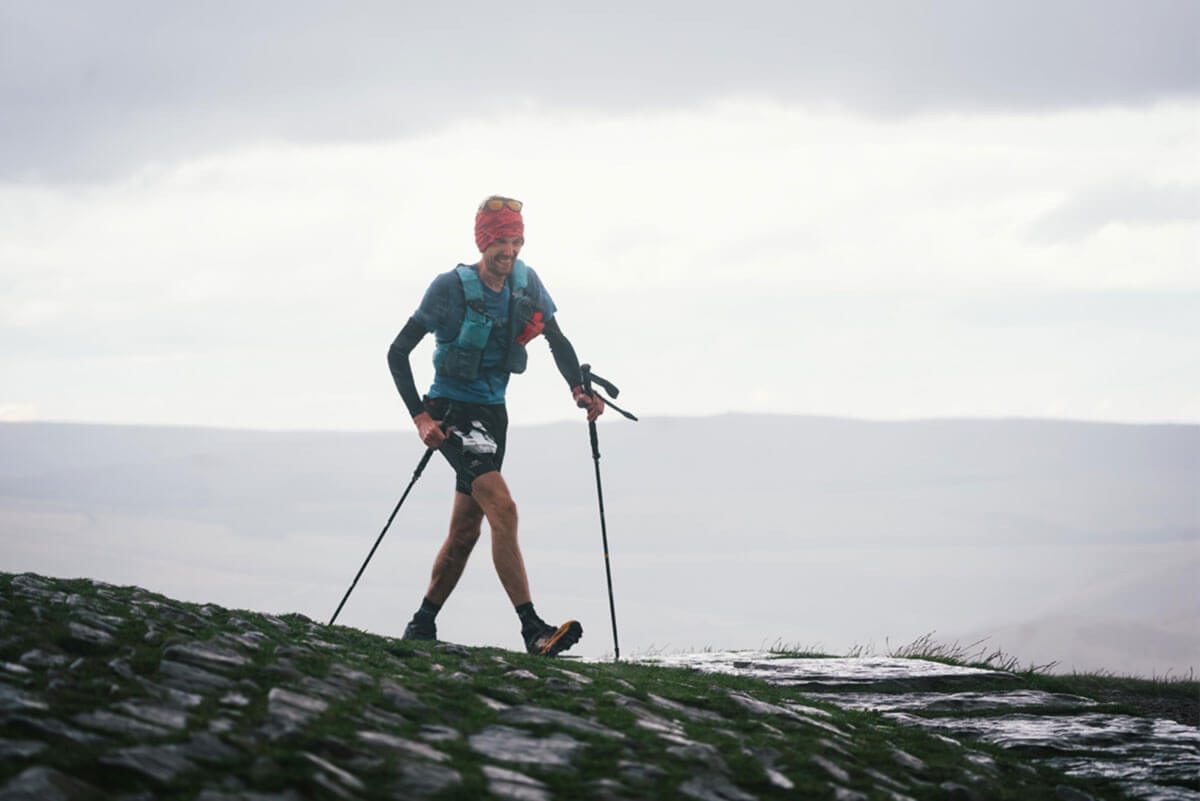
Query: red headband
475 206 525 252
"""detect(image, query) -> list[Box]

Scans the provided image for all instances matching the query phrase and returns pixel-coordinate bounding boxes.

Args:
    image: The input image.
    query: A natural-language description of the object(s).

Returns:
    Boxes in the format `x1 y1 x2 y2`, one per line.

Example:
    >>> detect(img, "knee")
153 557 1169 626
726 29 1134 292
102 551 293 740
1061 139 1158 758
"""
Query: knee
493 497 518 527
448 523 482 555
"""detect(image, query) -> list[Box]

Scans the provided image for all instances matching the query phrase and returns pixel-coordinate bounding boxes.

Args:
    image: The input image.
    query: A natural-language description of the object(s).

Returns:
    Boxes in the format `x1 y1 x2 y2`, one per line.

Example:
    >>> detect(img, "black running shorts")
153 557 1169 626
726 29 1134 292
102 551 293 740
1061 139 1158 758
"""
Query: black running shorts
425 397 508 495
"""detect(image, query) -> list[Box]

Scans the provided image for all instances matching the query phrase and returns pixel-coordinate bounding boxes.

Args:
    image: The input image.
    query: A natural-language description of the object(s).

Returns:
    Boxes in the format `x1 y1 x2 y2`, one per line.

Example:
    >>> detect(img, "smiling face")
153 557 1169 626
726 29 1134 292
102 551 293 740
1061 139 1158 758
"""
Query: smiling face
479 235 523 283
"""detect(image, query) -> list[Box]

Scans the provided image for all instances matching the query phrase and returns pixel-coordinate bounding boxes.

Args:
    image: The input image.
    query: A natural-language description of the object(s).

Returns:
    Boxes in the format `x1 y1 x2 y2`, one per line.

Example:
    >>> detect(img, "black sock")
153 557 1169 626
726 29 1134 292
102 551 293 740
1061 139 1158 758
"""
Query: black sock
415 597 441 620
515 602 542 629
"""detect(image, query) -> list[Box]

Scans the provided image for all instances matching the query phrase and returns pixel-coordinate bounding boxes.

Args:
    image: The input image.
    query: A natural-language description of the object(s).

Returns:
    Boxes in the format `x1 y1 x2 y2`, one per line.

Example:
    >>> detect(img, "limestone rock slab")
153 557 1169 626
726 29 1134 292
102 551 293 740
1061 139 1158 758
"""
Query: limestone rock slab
498 704 625 739
481 764 552 801
470 724 584 767
0 765 101 801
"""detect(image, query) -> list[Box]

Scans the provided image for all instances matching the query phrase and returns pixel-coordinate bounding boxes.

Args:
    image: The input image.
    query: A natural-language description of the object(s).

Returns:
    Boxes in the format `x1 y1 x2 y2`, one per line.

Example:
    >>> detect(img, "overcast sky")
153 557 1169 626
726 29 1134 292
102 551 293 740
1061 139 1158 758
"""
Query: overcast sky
2 1 1197 430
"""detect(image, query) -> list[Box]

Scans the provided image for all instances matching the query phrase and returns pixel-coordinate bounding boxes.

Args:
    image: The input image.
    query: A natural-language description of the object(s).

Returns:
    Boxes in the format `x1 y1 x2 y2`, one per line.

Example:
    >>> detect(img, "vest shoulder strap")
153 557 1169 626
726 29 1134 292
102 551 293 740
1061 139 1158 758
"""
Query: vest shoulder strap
455 264 484 303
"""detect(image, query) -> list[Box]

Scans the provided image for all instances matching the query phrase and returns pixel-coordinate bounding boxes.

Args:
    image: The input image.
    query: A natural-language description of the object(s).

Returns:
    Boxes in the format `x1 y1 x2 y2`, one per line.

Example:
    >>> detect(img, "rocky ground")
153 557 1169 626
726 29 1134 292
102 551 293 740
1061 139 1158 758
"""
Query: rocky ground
0 572 1186 800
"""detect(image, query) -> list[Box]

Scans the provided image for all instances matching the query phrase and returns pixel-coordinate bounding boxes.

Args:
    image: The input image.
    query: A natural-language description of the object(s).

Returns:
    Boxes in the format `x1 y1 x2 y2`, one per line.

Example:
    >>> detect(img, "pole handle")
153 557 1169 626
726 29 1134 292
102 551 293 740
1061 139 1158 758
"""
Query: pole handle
580 363 639 422
581 363 621 398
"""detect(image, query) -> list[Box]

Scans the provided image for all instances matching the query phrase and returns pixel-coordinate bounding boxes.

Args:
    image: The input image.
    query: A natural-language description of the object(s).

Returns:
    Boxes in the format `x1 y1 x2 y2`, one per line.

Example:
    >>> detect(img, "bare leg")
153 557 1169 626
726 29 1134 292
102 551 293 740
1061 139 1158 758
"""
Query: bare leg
424 491 485 605
468 471 532 607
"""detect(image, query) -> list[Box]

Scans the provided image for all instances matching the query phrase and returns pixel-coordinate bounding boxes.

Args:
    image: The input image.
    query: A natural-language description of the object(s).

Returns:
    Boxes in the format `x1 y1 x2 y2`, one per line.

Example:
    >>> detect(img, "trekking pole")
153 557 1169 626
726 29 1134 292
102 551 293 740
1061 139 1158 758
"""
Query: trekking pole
328 447 436 626
580 364 638 660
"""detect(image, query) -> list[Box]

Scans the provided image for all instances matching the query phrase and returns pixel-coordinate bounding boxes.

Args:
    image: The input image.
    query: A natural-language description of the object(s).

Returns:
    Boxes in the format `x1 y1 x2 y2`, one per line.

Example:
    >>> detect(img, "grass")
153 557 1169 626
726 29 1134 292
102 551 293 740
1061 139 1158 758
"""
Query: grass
1 573 1178 799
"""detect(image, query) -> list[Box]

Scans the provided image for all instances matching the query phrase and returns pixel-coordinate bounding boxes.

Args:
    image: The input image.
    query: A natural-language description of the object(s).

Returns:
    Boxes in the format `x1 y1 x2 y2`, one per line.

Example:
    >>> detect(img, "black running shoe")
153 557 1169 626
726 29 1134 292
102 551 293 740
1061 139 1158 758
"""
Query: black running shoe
523 620 582 656
402 615 436 641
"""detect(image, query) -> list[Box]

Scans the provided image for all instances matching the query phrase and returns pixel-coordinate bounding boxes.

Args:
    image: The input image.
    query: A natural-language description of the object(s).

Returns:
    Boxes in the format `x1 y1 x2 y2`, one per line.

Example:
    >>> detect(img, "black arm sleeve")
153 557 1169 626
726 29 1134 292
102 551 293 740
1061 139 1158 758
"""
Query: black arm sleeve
387 317 430 418
543 316 584 390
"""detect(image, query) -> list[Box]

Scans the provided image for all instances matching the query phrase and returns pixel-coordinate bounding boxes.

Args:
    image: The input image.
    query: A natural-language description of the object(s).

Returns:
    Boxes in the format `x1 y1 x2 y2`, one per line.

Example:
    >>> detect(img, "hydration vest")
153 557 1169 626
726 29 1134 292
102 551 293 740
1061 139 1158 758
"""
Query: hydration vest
432 261 537 381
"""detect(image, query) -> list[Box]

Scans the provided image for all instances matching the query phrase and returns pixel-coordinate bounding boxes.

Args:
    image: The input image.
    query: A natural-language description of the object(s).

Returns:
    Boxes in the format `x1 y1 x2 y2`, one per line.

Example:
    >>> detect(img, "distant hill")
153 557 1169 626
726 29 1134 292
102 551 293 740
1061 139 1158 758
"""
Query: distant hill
2 417 1196 674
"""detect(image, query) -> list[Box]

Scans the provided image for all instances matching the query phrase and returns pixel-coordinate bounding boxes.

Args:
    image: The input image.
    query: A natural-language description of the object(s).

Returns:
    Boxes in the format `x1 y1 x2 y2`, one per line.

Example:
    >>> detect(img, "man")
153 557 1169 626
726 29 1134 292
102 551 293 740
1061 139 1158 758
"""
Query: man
387 195 604 657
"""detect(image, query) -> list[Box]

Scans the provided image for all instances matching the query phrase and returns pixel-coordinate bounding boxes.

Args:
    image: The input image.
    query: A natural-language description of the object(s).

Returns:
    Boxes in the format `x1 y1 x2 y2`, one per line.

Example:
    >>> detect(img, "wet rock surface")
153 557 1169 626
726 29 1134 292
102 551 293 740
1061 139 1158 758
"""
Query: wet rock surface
0 572 1188 800
638 651 1199 801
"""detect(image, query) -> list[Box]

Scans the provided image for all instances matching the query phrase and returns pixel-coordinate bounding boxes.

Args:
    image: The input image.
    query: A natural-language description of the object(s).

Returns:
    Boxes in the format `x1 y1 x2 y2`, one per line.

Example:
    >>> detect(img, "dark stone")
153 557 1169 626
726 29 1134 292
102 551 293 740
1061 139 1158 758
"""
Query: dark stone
151 603 209 629
725 690 802 720
99 744 199 784
117 700 188 730
273 644 314 659
811 754 850 783
0 738 46 761
891 747 928 774
108 658 137 681
3 715 109 746
589 777 639 801
357 730 450 762
647 693 725 723
392 761 463 798
134 676 204 708
296 675 351 702
72 710 171 738
268 687 329 719
18 650 67 669
831 787 869 801
481 765 551 801
618 760 668 783
176 732 240 764
541 677 579 693
380 679 429 713
163 641 249 673
158 659 235 693
0 685 47 713
300 751 365 792
360 704 408 730
498 704 625 739
10 576 48 592
213 631 268 651
940 783 985 801
418 724 462 743
263 660 304 681
66 622 114 648
1 664 32 681
259 613 290 631
0 765 101 801
328 663 373 685
667 742 728 771
263 687 328 739
678 774 759 801
469 724 584 767
71 610 124 633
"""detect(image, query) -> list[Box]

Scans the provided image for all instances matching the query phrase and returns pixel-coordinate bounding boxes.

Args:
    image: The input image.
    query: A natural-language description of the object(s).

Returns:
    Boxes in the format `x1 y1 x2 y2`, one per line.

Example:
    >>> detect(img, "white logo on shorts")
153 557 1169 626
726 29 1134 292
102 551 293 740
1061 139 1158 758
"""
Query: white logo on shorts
454 420 498 455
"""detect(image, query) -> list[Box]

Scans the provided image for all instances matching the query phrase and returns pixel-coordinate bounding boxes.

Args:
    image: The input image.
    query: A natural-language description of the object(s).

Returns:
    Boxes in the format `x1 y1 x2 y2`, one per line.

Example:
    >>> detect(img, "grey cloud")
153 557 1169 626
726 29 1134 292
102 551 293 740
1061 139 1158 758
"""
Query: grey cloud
1028 180 1200 242
2 0 1197 181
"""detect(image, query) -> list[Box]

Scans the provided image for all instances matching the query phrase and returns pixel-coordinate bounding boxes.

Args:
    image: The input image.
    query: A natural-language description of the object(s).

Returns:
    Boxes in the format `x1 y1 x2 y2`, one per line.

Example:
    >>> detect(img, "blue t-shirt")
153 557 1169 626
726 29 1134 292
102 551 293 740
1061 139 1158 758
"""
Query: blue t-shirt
412 260 557 405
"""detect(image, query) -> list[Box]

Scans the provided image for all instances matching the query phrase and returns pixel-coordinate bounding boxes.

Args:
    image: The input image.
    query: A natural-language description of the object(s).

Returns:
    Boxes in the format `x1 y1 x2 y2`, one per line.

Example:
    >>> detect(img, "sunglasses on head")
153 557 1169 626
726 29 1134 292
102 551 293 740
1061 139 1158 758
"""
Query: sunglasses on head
481 197 523 213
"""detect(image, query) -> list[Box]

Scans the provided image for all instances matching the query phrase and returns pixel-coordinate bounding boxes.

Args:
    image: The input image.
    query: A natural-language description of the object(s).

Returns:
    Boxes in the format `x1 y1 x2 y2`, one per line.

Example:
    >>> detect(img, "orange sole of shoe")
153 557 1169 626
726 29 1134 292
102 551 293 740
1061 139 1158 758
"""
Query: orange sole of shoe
539 621 583 656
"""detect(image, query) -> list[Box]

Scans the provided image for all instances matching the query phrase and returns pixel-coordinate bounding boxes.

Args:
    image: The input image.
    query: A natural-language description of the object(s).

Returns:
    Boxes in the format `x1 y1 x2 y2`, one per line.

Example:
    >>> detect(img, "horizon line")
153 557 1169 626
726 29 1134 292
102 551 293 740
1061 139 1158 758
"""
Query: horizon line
2 412 1197 435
